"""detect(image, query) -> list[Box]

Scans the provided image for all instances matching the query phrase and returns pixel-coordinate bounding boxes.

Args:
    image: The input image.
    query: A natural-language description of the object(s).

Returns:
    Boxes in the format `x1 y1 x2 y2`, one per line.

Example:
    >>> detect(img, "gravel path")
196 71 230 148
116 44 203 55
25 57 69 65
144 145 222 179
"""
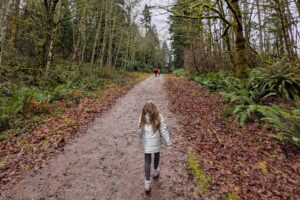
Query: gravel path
1 75 189 200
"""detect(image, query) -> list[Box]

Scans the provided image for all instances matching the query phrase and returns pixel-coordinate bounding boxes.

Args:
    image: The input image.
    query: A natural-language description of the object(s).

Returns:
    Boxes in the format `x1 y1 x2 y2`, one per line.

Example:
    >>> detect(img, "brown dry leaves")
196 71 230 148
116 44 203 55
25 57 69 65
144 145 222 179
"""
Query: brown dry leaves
165 76 300 200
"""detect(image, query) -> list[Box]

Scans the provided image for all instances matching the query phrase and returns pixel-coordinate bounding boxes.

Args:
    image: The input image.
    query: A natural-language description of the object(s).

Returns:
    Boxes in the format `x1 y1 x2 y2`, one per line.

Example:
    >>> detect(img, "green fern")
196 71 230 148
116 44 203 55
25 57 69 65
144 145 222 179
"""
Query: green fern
194 71 232 91
0 86 31 131
249 61 300 100
47 83 75 102
229 104 264 126
261 104 300 148
0 114 10 131
173 69 186 77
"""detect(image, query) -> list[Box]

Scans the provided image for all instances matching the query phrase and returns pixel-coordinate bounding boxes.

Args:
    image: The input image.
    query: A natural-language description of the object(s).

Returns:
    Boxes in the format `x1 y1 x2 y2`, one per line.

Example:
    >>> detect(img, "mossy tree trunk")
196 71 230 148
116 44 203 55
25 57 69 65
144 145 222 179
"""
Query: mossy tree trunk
225 0 248 79
9 0 20 48
41 0 60 68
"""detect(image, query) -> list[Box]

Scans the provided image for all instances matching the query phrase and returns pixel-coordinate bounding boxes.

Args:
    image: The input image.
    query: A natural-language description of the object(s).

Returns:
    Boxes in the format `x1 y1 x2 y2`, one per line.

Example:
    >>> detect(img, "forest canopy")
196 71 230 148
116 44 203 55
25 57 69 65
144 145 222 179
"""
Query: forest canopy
169 0 300 148
0 0 172 134
169 0 300 78
0 0 170 75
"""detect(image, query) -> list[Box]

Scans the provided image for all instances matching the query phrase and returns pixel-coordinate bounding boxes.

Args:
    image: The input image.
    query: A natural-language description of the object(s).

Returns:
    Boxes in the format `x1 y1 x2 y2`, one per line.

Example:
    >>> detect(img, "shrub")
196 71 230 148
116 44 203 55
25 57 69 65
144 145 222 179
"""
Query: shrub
225 104 256 126
0 63 132 134
48 83 76 101
261 102 300 148
0 86 29 131
221 78 279 126
173 69 186 77
249 61 300 100
193 71 232 91
0 114 10 132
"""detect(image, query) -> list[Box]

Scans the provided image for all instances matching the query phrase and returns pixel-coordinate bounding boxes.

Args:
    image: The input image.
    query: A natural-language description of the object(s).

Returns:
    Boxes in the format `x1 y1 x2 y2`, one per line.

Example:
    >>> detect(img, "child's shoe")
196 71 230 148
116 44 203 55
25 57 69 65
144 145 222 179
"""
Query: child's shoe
153 168 159 179
144 180 151 192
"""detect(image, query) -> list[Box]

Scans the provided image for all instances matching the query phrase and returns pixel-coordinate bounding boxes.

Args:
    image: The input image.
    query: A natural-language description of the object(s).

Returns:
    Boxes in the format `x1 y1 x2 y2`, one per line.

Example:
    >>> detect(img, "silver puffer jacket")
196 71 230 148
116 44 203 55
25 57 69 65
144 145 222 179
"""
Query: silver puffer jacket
138 113 172 153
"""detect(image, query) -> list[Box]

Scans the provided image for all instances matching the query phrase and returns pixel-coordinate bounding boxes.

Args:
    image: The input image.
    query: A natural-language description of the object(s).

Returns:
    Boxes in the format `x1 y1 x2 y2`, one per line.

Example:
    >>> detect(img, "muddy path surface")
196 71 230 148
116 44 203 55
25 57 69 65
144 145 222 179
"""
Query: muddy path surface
1 75 192 200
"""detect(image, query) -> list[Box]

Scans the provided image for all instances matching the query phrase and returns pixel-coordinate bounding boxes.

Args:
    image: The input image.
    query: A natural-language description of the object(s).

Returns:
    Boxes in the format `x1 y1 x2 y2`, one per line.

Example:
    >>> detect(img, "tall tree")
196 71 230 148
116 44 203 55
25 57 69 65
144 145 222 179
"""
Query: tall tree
0 0 14 67
40 0 60 68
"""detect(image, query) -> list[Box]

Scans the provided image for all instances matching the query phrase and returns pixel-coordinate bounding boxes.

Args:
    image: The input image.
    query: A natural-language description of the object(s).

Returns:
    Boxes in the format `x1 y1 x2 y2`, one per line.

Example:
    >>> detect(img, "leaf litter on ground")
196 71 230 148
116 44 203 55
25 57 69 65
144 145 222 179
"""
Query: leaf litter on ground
164 76 300 199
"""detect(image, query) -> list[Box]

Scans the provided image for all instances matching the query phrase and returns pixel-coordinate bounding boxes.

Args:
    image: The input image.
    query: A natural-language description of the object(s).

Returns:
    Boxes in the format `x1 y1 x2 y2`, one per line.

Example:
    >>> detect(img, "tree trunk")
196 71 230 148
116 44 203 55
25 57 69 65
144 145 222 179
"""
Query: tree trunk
276 0 295 59
79 2 89 66
45 1 63 77
72 1 85 62
218 0 234 68
128 26 137 70
79 28 89 66
285 0 297 57
45 33 55 77
9 0 20 48
41 0 60 67
106 14 116 66
99 1 111 67
256 0 263 52
113 26 125 68
206 5 212 55
90 12 103 65
226 0 248 78
0 0 13 68
191 45 201 75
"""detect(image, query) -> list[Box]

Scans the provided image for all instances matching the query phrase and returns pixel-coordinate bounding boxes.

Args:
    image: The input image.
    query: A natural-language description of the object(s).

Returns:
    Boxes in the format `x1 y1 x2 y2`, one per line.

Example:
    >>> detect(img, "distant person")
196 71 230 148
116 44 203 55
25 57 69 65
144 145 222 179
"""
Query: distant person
158 68 161 76
153 66 159 77
138 101 172 192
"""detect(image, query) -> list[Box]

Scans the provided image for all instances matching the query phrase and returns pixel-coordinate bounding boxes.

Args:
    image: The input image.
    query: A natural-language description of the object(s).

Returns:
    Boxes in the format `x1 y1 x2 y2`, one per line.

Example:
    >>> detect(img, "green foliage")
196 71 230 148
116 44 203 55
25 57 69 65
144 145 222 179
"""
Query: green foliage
261 102 300 148
222 92 300 148
209 75 271 104
249 61 300 100
221 107 235 118
193 60 300 101
173 69 186 77
48 83 75 101
222 103 274 126
193 61 300 126
1 0 169 75
193 71 232 91
229 105 257 126
0 85 33 131
221 77 263 125
0 65 130 133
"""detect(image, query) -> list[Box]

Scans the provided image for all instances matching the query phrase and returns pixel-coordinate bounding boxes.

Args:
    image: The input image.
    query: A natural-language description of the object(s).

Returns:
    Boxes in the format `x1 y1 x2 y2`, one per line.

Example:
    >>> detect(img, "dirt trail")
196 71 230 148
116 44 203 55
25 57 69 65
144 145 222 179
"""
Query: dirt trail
1 75 190 200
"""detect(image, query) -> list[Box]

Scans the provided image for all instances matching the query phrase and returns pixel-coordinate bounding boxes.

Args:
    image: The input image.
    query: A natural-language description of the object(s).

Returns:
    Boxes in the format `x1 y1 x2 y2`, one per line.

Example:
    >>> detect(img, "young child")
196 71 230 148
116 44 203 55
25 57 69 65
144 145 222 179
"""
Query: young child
138 101 172 192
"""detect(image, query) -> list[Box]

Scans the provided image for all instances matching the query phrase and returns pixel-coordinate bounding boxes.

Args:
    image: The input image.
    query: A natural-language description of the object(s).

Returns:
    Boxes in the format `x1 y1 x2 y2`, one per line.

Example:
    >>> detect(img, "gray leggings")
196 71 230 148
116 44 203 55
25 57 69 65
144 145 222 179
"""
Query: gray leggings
145 152 160 181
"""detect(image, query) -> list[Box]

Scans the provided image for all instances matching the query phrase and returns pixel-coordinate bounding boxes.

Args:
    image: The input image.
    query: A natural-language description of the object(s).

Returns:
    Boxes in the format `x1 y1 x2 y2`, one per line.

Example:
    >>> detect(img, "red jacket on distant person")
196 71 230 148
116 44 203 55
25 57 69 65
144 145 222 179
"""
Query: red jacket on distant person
153 67 159 72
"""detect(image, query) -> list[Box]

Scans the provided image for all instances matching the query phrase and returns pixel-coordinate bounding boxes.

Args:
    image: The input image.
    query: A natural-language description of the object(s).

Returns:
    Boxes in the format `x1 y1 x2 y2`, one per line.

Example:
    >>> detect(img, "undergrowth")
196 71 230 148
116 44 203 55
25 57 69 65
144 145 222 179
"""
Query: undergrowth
173 69 186 77
0 63 141 139
193 71 232 91
189 60 300 148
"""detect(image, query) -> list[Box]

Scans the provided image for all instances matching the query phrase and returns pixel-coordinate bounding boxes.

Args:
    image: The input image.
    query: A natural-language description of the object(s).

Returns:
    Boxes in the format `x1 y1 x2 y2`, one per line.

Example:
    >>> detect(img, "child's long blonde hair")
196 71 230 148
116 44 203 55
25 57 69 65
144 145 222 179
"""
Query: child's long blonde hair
139 101 160 130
